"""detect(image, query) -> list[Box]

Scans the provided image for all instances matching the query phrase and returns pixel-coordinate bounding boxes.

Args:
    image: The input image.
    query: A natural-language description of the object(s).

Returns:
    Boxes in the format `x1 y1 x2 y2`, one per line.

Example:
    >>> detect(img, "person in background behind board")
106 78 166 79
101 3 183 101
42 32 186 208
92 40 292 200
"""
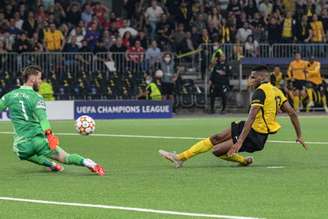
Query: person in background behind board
160 52 177 110
146 70 163 100
209 53 232 114
39 78 55 101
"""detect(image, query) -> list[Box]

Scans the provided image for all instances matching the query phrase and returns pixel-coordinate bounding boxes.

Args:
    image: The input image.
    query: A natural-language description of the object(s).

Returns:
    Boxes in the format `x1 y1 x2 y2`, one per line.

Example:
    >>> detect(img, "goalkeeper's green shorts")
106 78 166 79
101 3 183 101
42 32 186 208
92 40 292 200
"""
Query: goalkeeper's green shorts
13 133 57 160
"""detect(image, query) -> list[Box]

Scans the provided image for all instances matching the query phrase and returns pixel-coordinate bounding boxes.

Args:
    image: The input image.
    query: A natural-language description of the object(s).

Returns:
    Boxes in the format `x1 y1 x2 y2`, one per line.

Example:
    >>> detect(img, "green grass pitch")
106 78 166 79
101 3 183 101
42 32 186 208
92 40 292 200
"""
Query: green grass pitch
0 116 328 219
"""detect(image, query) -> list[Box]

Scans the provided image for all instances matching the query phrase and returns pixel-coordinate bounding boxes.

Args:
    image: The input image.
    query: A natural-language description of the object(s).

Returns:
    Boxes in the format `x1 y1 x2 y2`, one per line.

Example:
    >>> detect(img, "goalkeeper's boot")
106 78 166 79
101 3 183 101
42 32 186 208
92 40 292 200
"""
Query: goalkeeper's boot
89 164 105 176
159 150 184 168
239 156 254 167
47 163 64 172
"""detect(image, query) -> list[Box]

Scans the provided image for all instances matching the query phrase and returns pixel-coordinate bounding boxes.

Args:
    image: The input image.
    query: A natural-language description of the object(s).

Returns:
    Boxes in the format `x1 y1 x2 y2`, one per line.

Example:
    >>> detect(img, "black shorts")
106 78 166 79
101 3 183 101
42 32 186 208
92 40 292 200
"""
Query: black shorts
231 121 268 153
309 82 324 92
161 82 174 96
293 80 306 90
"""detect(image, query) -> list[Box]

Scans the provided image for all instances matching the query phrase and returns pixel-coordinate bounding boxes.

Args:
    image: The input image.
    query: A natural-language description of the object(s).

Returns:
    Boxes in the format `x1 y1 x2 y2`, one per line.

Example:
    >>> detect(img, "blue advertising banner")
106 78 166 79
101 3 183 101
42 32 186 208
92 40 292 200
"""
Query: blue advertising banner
74 100 173 119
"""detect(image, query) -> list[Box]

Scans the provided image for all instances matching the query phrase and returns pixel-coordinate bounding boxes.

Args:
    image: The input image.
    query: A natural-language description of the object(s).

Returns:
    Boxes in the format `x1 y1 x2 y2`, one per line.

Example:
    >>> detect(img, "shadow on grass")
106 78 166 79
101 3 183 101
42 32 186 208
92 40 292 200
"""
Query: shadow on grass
11 167 106 177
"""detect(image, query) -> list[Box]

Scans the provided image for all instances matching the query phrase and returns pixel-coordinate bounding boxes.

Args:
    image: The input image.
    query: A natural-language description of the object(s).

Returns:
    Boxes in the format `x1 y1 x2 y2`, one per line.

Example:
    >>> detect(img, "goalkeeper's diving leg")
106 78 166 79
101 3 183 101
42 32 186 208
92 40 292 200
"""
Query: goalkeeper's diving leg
49 146 105 176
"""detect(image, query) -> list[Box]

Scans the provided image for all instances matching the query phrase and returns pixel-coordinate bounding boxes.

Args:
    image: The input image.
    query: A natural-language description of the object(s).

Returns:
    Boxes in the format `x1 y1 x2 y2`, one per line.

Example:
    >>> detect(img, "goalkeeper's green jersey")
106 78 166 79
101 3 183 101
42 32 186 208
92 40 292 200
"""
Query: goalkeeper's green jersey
0 86 51 139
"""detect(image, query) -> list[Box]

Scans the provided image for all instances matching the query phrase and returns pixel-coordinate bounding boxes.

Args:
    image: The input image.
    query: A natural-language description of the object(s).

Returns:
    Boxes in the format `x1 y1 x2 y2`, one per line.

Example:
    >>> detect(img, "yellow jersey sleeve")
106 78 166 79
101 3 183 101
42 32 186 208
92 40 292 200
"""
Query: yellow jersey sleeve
251 88 266 107
274 87 288 108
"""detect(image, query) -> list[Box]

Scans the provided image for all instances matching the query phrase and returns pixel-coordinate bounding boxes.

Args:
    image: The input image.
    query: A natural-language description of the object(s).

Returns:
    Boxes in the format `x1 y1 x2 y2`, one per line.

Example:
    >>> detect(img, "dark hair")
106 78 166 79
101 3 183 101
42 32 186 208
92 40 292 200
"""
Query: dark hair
252 65 269 73
22 65 42 82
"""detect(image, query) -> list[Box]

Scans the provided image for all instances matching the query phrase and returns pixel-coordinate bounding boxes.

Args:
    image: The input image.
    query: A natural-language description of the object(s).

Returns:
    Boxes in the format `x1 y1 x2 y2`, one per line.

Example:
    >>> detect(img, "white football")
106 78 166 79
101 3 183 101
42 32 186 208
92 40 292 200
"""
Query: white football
75 115 96 135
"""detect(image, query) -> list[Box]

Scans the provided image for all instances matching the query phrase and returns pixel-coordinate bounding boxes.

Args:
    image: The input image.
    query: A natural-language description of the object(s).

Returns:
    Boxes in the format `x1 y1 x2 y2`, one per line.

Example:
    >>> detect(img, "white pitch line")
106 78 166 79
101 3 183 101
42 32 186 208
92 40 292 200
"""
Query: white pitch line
266 166 285 169
0 131 327 145
0 197 264 219
268 140 327 145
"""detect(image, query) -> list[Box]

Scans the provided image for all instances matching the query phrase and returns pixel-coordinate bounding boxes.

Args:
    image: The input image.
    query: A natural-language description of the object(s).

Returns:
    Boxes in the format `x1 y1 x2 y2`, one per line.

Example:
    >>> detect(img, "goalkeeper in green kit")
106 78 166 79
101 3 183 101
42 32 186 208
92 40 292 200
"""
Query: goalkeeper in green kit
0 65 105 176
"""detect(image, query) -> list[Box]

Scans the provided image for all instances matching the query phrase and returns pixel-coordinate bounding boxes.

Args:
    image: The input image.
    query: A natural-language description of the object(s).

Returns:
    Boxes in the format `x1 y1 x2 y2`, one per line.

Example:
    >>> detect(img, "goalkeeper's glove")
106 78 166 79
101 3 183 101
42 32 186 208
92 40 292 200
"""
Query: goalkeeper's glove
45 129 59 150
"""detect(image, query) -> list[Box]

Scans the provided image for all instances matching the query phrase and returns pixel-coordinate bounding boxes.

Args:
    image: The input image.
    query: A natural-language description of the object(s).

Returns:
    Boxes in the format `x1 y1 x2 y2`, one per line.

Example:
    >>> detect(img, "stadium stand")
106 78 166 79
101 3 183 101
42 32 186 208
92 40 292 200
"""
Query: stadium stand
0 0 328 111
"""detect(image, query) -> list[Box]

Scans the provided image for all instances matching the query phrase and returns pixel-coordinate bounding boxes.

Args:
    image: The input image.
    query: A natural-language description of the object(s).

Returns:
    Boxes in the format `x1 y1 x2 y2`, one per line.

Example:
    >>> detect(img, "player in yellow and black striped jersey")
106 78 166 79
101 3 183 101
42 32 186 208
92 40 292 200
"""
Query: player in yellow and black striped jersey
305 57 328 112
270 66 284 88
270 65 295 105
159 66 308 168
287 52 308 112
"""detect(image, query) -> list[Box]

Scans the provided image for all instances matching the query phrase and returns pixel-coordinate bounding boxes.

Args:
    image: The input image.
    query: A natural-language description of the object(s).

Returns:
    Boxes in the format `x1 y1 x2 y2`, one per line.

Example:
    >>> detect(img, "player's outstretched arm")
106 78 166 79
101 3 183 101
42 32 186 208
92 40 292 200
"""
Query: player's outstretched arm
34 106 59 150
281 101 308 150
227 105 260 156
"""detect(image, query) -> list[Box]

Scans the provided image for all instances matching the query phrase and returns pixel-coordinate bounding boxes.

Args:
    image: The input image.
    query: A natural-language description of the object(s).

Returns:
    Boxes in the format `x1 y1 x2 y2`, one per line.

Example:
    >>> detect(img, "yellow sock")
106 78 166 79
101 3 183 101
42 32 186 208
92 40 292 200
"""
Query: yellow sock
220 154 247 165
322 95 327 108
313 90 318 103
307 89 313 103
316 91 320 103
306 89 313 112
293 96 299 111
177 138 213 161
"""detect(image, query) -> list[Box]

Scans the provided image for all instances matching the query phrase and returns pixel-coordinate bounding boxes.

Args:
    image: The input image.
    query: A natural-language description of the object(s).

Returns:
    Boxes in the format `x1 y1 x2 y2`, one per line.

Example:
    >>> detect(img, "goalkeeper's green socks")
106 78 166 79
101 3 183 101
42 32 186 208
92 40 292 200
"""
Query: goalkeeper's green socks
64 154 85 166
64 154 97 169
27 153 100 173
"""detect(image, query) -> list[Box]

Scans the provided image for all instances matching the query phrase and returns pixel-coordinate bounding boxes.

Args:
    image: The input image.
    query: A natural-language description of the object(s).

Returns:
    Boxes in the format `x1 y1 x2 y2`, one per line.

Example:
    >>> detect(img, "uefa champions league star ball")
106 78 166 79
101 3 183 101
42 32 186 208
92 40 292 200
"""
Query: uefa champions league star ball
75 115 96 135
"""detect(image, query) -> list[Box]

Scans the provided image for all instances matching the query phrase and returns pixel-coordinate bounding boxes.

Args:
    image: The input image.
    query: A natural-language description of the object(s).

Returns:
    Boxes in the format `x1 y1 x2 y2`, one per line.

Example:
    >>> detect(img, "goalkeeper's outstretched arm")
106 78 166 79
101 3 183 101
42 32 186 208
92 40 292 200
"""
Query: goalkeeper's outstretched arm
34 107 51 132
34 105 59 150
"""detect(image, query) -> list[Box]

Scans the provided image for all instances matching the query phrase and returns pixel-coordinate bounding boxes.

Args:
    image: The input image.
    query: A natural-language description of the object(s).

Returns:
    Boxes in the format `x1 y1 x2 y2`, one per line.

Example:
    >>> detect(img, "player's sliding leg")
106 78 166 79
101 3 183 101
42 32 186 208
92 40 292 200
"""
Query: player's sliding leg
27 155 63 172
50 146 105 176
219 154 253 166
212 140 253 166
159 128 231 168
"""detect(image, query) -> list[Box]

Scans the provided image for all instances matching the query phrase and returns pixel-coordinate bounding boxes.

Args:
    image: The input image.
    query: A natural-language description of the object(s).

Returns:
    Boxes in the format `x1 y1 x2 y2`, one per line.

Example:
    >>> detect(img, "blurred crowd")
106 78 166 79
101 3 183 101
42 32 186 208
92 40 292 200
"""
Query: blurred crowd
0 0 327 56
1 0 328 111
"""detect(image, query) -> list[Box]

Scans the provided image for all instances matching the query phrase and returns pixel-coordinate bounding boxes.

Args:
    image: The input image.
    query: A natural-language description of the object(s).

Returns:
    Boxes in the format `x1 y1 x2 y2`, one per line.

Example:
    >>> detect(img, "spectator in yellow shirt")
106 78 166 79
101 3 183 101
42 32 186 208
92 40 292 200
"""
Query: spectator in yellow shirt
310 14 326 43
281 11 296 43
39 78 55 101
44 23 65 52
